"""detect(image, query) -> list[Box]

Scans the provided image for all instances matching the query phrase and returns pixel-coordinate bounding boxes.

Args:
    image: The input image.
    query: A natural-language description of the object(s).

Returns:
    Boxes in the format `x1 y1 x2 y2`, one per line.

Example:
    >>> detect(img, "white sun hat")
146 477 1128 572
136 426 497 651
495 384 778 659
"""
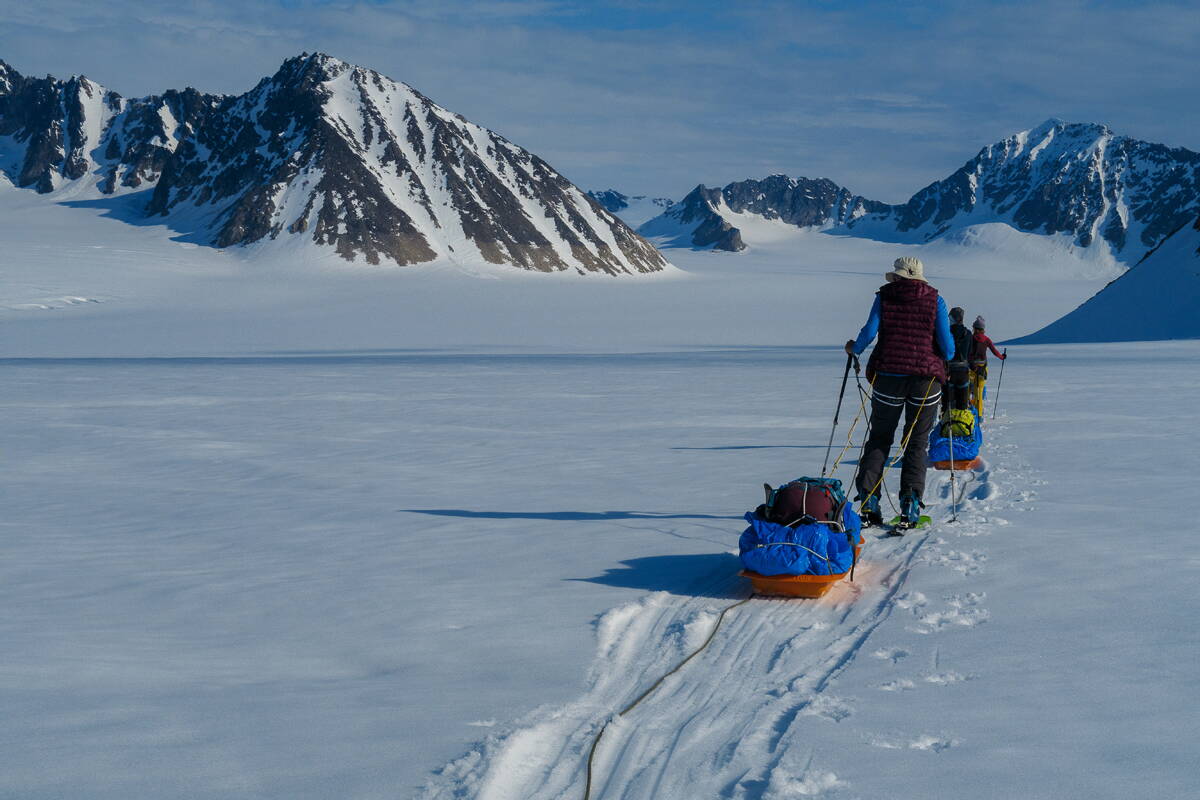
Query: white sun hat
886 256 926 282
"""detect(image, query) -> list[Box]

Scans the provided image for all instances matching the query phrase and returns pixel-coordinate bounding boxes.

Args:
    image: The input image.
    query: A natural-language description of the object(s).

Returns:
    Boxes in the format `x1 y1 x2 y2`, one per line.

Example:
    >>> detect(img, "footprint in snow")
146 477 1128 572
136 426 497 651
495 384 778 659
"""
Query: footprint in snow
909 734 957 753
800 694 854 722
909 593 989 634
894 591 928 611
921 548 988 575
924 671 976 685
872 647 910 664
765 768 845 797
868 733 957 753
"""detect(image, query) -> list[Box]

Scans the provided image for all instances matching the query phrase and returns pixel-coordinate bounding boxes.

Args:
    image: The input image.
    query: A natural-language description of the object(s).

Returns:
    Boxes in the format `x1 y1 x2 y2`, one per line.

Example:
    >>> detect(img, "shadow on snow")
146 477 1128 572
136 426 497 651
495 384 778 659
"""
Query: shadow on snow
570 552 744 598
671 444 828 451
59 190 219 245
402 509 742 521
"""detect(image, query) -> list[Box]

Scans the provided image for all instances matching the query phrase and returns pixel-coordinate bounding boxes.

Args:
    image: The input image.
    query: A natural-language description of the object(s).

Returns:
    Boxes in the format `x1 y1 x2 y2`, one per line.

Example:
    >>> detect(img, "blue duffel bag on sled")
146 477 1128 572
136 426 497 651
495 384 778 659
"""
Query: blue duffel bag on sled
738 477 862 577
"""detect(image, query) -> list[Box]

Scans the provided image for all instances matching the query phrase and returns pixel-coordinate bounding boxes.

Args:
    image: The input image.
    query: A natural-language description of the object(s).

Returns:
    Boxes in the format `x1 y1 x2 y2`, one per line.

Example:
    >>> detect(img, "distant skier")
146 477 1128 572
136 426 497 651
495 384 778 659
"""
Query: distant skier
942 306 973 416
844 257 954 528
968 316 1006 414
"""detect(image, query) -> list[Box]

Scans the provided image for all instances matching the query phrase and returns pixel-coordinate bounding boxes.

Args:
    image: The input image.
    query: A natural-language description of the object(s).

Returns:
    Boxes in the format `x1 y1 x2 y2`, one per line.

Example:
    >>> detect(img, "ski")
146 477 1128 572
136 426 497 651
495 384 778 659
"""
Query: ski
881 515 932 536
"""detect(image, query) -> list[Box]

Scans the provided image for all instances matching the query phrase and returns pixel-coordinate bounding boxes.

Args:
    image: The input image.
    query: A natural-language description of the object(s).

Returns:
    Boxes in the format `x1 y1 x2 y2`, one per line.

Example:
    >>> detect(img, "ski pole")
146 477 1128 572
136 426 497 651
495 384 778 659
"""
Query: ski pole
821 352 858 477
850 530 858 582
948 410 958 523
991 348 1008 420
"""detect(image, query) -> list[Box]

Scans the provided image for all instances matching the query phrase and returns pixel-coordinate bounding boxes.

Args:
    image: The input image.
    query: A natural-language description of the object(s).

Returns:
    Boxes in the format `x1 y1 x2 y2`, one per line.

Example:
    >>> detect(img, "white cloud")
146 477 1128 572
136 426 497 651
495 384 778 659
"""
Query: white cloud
1 0 1196 203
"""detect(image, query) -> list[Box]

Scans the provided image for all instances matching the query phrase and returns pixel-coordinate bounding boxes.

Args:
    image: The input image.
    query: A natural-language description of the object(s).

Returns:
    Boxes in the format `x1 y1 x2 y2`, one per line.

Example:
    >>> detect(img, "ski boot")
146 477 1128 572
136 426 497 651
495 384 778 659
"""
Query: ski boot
889 490 930 533
857 493 883 528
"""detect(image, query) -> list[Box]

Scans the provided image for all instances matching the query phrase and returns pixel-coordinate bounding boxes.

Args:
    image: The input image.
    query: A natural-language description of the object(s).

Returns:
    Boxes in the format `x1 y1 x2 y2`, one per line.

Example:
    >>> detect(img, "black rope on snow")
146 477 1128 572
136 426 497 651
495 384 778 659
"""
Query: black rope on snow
582 594 756 800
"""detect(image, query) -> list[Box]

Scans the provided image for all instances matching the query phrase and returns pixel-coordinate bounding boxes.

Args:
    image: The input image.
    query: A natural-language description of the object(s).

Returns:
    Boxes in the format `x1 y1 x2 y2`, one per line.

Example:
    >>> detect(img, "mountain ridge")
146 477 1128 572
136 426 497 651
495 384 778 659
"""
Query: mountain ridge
638 174 884 251
0 53 668 275
845 118 1200 262
637 120 1200 266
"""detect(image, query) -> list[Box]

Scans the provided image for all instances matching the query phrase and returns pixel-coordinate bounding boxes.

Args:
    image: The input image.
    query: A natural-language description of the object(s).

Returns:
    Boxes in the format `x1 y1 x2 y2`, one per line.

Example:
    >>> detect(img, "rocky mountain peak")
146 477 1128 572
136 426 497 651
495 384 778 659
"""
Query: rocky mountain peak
0 54 668 275
638 175 883 251
846 120 1200 262
0 59 17 94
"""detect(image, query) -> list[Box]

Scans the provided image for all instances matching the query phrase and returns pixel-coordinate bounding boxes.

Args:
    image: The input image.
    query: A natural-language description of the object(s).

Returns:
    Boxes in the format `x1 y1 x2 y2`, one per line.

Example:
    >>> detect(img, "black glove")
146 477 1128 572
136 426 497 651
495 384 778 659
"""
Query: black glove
844 339 856 356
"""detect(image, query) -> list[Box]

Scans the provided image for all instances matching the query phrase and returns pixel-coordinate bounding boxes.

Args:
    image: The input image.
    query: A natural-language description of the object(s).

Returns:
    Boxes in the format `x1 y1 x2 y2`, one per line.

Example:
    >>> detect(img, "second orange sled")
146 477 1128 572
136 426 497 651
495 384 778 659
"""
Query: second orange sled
932 456 982 470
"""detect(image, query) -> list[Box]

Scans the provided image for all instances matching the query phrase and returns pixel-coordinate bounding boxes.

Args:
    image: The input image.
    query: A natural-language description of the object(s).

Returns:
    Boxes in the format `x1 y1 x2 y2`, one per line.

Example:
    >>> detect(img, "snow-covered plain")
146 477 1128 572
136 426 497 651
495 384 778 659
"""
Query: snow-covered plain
3 188 1196 798
1 187 1113 357
3 345 1198 798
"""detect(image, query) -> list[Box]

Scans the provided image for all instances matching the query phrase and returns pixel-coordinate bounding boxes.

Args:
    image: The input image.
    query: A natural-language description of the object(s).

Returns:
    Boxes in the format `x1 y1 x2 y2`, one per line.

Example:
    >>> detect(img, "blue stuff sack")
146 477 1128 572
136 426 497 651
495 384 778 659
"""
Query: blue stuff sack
738 503 861 576
929 407 983 463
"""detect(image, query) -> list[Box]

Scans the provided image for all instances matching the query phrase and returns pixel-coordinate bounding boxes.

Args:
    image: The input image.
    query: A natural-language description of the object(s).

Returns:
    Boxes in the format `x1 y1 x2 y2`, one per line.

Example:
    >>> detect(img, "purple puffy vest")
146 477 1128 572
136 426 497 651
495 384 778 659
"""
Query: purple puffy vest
866 279 947 383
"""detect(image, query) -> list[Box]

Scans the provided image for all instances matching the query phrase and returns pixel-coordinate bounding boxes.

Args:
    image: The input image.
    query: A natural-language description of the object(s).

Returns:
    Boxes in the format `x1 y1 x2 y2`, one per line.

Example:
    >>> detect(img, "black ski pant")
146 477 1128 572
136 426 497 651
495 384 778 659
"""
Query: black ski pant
941 365 970 414
856 374 941 501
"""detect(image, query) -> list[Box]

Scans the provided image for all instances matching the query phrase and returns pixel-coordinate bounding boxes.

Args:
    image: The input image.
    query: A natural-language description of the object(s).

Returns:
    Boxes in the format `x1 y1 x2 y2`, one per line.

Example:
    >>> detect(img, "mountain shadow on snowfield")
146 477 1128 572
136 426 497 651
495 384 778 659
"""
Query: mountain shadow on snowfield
0 54 668 275
1013 214 1200 343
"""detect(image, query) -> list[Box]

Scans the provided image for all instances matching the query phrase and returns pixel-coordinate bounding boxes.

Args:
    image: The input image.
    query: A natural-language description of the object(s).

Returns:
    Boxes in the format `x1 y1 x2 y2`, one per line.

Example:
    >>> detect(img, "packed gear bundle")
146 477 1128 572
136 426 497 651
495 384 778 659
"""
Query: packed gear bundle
929 406 984 469
738 477 862 598
941 408 975 439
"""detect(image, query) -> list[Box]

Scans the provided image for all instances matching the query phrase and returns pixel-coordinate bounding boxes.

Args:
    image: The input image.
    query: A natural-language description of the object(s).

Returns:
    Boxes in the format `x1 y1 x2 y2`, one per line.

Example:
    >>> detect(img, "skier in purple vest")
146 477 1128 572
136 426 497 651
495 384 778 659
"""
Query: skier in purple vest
843 256 954 528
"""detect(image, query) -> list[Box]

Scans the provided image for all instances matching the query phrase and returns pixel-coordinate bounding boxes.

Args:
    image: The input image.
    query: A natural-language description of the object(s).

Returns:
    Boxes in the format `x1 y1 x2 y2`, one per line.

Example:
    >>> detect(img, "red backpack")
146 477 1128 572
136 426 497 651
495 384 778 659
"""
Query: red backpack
759 477 847 529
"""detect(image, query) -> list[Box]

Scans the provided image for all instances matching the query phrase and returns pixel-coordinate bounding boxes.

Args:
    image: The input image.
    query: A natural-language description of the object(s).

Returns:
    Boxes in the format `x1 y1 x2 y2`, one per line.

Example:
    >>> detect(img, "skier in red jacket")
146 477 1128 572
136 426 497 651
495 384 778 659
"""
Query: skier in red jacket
968 316 1006 414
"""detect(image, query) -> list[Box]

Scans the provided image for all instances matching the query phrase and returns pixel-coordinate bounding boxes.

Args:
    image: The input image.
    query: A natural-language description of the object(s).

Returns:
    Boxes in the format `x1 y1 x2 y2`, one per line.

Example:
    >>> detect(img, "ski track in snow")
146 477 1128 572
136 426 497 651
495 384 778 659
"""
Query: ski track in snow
421 423 1020 799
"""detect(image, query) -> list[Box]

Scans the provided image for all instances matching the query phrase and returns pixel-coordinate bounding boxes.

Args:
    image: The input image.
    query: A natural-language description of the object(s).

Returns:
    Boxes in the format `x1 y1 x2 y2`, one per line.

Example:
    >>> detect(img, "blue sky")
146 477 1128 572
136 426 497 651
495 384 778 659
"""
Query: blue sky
2 0 1197 202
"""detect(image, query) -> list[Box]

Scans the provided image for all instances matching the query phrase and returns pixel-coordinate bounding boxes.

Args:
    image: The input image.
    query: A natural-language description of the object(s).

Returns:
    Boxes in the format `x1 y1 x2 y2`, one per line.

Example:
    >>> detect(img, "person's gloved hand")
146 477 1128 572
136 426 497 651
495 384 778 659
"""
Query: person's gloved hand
1001 353 1008 360
844 339 856 356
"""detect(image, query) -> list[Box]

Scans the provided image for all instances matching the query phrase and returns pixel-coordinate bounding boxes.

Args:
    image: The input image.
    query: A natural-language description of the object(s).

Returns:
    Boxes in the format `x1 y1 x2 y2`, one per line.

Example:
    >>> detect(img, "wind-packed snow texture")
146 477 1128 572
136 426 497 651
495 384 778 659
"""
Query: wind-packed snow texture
0 54 666 274
3 345 1197 799
1016 214 1200 343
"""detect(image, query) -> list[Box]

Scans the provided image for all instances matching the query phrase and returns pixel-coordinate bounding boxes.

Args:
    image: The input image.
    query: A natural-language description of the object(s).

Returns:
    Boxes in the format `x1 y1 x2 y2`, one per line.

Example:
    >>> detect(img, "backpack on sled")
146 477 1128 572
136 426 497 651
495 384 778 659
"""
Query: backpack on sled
940 408 975 439
741 476 862 596
758 476 848 530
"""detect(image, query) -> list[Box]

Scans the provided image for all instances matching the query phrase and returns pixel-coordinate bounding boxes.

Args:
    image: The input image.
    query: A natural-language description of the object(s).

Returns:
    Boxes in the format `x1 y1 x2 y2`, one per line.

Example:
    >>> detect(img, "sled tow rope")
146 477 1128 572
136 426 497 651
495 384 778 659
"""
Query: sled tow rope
583 593 756 800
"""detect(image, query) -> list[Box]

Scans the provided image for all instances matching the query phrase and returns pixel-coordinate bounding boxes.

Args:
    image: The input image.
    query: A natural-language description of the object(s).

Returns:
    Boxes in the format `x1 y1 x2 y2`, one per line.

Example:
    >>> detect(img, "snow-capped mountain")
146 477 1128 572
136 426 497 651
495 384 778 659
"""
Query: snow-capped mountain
586 190 675 227
846 119 1200 263
0 55 668 275
638 175 885 251
1016 214 1200 342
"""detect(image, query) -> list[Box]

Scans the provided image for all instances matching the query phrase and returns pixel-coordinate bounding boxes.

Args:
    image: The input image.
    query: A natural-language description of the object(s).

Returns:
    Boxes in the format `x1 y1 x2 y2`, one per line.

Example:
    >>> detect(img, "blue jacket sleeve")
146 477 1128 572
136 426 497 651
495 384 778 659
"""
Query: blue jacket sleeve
935 297 954 359
853 296 881 355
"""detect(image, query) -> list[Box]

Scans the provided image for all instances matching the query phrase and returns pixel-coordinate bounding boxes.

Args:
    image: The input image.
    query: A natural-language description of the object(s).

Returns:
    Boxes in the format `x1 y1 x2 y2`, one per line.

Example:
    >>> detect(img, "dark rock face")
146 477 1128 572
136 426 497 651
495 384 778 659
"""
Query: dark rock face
720 175 887 227
848 119 1200 262
640 175 880 251
672 186 745 251
0 54 667 274
588 189 631 212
